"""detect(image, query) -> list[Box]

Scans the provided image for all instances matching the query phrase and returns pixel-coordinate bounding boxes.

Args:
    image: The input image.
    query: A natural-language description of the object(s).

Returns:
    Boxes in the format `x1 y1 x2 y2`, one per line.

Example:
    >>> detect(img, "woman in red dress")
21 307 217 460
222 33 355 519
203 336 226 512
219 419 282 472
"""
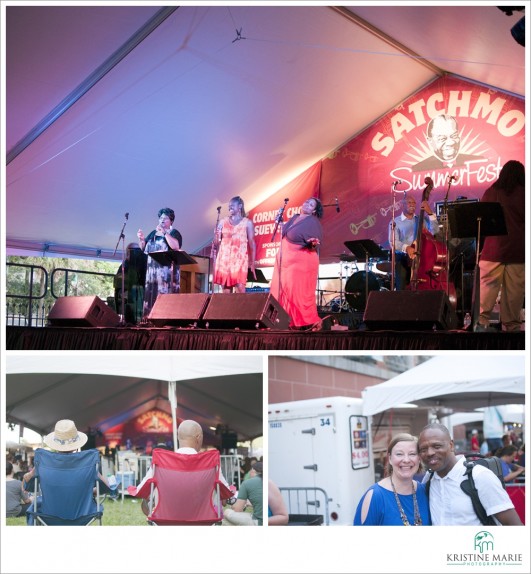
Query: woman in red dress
270 197 323 330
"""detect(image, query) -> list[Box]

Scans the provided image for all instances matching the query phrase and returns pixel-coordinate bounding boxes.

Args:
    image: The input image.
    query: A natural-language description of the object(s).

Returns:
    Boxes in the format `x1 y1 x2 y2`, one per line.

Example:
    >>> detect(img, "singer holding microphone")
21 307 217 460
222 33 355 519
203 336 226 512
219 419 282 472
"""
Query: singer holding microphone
389 189 439 290
213 196 257 293
137 207 183 319
270 197 324 331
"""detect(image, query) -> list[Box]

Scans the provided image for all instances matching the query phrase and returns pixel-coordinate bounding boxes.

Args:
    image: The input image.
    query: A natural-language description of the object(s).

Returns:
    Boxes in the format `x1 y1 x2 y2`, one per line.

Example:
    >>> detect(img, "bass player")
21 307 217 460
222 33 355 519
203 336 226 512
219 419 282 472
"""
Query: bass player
388 192 440 290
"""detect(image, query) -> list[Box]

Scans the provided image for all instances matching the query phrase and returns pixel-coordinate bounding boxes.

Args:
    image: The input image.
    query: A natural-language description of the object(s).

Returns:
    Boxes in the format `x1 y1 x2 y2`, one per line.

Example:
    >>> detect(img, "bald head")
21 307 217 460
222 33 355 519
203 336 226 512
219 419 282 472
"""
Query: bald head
418 423 456 477
177 420 203 451
402 194 416 218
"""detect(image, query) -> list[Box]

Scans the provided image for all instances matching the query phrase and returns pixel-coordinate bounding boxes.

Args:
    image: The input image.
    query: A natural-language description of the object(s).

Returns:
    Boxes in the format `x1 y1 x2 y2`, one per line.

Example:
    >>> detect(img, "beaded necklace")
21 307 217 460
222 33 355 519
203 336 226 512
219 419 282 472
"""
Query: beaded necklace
390 475 422 526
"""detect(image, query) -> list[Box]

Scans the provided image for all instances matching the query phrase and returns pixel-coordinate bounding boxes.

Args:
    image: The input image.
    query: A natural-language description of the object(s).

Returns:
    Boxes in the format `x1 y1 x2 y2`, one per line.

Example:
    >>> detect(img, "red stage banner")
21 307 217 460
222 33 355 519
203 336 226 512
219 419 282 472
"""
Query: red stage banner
318 76 524 263
250 162 321 267
134 409 173 434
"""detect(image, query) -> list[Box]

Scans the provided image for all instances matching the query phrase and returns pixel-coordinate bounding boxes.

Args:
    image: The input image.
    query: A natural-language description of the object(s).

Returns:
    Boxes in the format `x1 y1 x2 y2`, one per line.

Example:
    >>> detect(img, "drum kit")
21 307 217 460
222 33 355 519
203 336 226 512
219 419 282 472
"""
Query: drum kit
321 239 392 313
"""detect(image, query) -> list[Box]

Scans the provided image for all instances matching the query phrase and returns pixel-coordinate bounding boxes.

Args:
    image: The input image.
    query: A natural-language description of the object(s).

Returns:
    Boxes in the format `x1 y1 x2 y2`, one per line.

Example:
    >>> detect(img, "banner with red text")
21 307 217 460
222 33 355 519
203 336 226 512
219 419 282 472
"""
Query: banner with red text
318 76 525 263
250 162 321 267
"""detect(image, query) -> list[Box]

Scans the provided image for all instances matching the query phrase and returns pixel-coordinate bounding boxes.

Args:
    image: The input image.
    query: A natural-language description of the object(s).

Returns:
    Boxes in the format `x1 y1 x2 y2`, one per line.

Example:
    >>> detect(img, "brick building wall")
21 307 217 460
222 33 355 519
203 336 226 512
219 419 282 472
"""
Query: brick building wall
268 355 422 404
268 355 438 449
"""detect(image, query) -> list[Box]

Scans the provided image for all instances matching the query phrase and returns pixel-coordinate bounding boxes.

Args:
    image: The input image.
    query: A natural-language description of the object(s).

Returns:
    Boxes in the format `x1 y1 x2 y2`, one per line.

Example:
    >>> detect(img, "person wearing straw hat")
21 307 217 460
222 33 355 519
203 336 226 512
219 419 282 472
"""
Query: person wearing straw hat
22 419 113 525
22 420 110 489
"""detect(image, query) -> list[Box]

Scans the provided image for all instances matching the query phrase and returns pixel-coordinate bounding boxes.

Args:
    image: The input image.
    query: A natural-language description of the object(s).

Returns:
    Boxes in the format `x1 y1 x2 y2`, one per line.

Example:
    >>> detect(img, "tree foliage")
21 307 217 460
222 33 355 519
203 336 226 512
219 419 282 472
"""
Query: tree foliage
6 255 120 310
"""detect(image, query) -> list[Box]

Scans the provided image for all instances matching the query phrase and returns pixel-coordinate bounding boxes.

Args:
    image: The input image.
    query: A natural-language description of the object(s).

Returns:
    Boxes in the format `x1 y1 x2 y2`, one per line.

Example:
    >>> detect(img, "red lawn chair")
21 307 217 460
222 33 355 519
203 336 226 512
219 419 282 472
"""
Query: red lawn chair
128 448 233 525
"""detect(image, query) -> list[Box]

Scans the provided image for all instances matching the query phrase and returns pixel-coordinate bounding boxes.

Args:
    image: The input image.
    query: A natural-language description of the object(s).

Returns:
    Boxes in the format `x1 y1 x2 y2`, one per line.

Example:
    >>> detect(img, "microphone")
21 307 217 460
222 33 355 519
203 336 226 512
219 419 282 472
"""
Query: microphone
393 180 402 186
448 175 457 181
271 198 289 241
216 206 221 212
125 212 129 219
335 198 340 213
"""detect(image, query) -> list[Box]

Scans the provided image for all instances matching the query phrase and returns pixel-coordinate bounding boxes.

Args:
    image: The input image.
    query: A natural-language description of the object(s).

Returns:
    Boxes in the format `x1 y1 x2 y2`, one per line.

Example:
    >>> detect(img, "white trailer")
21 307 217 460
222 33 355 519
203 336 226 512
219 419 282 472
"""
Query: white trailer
268 396 374 526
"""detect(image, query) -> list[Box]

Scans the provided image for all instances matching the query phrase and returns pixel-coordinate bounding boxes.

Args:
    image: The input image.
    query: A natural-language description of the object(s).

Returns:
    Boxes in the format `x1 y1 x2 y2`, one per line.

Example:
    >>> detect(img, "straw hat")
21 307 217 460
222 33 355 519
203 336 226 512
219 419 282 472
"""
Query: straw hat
44 419 88 452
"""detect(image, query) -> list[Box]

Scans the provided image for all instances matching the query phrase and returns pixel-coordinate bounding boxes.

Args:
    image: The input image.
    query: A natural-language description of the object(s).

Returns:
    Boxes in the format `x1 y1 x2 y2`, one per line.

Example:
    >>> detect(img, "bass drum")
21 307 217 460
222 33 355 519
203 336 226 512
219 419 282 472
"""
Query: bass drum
345 271 381 311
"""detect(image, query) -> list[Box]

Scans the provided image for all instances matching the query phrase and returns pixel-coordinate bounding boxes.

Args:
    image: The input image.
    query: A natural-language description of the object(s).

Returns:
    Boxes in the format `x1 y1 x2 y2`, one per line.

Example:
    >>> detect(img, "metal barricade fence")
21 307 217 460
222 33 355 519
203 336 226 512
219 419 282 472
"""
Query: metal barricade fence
279 486 330 525
221 454 241 489
6 262 116 327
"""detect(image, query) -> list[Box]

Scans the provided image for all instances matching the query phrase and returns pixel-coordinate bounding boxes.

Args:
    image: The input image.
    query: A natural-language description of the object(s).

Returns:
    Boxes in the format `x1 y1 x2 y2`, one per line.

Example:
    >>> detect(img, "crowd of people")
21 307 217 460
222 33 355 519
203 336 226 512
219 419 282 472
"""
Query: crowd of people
6 416 525 528
5 418 273 527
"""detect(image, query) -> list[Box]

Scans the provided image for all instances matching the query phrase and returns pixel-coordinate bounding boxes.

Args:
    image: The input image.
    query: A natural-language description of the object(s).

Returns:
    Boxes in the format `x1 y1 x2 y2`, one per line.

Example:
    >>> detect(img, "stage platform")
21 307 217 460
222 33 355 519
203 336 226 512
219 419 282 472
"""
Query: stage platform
6 325 524 351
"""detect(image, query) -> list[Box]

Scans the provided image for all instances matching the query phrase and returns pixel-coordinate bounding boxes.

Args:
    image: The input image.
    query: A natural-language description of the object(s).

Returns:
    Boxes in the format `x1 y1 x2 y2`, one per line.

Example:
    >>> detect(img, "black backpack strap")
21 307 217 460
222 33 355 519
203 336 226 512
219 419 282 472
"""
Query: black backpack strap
460 462 496 526
425 470 434 499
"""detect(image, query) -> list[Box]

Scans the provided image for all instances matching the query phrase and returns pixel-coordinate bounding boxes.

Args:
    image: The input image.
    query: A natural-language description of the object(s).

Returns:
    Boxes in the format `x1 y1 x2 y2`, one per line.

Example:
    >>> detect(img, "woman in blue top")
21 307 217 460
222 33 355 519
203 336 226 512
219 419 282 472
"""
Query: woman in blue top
354 433 431 526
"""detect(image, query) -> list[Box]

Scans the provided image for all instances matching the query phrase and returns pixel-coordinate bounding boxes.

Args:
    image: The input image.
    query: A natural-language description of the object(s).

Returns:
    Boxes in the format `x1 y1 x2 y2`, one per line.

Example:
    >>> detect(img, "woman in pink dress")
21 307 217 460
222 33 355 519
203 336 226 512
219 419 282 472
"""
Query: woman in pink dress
213 196 256 293
270 197 323 330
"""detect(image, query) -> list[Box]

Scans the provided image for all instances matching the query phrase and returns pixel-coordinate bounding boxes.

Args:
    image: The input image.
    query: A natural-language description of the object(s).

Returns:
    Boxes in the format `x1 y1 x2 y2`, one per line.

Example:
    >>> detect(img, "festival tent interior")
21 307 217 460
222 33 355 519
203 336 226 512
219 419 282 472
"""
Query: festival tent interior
5 4 526 262
361 354 525 417
5 354 264 448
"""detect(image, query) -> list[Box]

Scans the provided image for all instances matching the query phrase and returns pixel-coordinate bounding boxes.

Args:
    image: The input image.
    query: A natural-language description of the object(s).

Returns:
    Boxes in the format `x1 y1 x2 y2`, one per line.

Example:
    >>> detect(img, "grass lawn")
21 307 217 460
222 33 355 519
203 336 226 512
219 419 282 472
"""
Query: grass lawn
6 496 148 526
6 497 253 526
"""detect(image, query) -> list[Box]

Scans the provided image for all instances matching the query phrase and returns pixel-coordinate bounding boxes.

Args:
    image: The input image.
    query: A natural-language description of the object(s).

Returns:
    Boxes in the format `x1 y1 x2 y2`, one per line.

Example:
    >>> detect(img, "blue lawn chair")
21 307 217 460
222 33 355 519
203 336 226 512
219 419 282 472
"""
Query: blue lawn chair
27 448 103 526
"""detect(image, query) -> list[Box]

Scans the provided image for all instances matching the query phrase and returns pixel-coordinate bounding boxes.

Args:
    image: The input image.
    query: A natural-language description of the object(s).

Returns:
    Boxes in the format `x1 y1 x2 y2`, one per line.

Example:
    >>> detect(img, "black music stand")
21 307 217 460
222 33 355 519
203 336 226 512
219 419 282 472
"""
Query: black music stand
148 250 197 294
247 268 269 284
448 202 507 328
344 240 387 310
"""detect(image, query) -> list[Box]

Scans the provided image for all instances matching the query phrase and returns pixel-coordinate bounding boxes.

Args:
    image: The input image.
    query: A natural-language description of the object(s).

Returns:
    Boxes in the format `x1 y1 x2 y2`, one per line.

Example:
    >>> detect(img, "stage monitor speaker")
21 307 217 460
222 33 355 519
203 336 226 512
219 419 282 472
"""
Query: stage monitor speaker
48 296 120 327
148 293 211 326
202 293 290 329
363 290 458 331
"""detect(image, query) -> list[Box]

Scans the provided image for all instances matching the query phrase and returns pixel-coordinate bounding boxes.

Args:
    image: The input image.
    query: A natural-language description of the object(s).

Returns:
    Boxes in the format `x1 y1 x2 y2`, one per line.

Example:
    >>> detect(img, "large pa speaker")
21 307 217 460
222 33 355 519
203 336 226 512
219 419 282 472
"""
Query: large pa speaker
148 293 211 326
48 296 120 327
202 293 290 329
363 290 458 331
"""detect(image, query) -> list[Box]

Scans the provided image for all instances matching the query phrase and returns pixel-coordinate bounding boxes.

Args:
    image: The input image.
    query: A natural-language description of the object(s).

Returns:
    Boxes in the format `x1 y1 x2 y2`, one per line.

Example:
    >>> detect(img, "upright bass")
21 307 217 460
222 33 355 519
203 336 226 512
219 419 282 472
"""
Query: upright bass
409 177 456 306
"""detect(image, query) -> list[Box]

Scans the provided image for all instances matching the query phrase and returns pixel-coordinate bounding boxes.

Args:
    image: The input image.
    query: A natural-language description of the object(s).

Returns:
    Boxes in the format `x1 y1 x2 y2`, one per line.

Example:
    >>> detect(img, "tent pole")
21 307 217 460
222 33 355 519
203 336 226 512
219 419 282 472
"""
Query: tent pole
168 381 178 451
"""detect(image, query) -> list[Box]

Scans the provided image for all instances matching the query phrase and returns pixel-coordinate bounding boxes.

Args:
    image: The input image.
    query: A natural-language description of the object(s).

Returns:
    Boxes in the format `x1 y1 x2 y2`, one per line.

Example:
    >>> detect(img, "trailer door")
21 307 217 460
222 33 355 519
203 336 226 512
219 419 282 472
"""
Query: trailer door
269 413 338 491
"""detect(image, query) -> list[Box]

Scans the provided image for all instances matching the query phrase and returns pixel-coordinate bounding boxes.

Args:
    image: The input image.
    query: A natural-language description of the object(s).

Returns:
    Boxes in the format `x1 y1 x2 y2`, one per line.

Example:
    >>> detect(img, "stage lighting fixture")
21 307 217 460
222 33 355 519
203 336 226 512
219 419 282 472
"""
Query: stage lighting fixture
497 6 525 46
511 16 525 46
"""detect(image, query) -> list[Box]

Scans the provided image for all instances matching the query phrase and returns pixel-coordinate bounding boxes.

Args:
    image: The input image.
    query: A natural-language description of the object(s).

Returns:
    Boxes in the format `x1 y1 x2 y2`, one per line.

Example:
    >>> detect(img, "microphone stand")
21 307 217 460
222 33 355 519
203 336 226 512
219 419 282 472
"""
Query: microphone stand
271 198 289 305
442 175 454 301
271 198 288 242
389 182 402 291
113 212 129 326
210 206 222 294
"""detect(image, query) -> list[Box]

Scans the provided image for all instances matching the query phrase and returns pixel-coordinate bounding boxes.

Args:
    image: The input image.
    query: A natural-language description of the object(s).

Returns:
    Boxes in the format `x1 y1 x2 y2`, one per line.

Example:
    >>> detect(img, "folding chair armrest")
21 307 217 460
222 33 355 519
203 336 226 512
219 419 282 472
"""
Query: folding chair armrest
128 479 153 499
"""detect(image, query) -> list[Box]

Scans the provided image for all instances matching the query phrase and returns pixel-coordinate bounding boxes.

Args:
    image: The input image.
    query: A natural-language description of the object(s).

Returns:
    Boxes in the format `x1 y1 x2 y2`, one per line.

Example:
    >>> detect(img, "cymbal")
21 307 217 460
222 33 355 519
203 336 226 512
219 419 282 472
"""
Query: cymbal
376 261 393 273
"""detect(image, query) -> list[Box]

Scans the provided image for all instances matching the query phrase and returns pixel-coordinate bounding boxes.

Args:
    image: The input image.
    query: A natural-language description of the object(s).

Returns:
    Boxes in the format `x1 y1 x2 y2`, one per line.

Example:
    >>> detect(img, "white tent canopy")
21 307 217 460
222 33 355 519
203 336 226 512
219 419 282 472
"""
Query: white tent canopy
6 353 262 382
6 354 263 442
5 4 525 259
442 405 525 431
362 355 525 416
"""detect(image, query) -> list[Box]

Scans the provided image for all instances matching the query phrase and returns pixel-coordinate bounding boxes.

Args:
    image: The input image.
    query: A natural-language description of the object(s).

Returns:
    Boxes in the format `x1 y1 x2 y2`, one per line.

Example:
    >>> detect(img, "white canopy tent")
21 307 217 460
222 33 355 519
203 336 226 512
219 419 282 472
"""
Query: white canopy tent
6 354 264 445
442 405 525 431
362 355 525 417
